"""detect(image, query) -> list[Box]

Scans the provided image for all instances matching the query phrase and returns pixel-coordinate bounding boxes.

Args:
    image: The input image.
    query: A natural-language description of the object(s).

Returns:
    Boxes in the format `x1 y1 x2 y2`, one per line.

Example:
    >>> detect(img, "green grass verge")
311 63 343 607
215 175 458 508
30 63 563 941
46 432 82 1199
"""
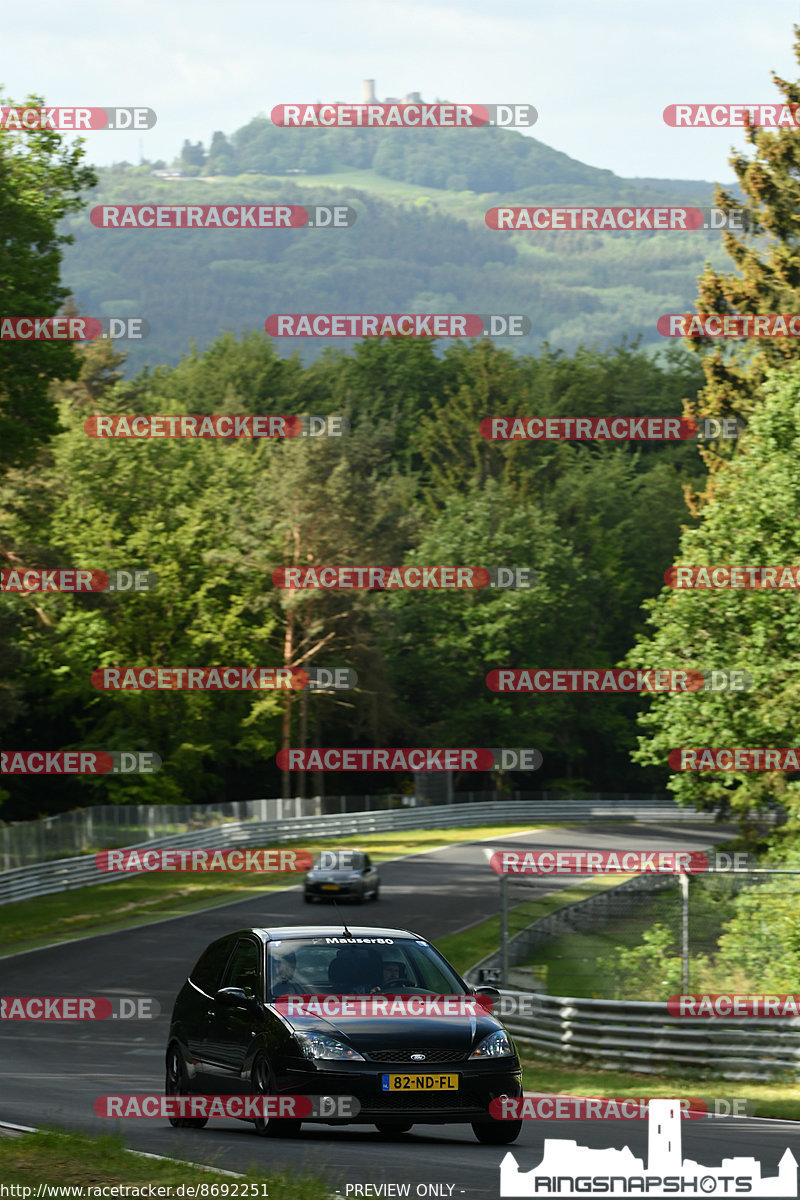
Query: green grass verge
518 1053 800 1122
0 824 540 957
434 874 634 975
0 1128 332 1195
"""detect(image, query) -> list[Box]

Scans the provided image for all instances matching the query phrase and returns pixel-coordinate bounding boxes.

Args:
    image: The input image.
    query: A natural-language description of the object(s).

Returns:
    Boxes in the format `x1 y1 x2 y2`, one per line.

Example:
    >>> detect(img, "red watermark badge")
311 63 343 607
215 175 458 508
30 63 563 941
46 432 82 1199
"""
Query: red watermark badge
486 207 703 231
273 995 494 1019
665 565 800 588
96 848 313 872
487 668 751 693
664 103 800 127
670 748 800 770
668 994 800 1017
489 849 709 874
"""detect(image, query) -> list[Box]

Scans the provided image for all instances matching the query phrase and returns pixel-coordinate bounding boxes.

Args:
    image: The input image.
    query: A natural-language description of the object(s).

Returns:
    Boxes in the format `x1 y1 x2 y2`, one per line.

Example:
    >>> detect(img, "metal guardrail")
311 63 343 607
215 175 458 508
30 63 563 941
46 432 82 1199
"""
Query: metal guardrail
0 796 710 907
489 990 800 1081
0 791 691 869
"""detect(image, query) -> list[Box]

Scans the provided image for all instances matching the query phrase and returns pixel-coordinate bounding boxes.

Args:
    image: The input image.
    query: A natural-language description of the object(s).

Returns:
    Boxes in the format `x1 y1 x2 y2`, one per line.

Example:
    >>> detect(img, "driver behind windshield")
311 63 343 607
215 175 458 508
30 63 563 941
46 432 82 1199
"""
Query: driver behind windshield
271 950 303 997
370 960 407 993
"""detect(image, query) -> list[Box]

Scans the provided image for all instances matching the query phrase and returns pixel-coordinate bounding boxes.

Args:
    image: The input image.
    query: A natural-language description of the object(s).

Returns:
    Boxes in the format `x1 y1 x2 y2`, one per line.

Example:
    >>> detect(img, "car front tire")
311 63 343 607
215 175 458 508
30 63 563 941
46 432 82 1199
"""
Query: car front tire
472 1118 523 1145
165 1043 208 1128
251 1054 302 1138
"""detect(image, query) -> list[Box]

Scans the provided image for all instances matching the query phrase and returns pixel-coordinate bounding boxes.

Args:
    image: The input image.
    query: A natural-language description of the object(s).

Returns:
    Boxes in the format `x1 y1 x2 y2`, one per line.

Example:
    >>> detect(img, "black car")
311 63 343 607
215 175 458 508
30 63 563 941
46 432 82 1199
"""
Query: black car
303 849 380 904
166 924 523 1143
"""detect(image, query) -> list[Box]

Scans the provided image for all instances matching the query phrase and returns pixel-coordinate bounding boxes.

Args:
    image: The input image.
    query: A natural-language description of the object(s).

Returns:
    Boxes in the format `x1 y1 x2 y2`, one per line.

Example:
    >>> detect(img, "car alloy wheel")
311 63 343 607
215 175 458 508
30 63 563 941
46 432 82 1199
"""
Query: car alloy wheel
165 1043 207 1128
251 1053 302 1137
471 1118 523 1145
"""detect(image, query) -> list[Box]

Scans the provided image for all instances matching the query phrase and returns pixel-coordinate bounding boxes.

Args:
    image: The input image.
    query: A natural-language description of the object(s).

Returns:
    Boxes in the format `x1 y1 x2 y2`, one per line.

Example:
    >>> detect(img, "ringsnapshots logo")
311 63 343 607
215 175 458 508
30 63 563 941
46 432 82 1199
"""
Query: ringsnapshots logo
1 996 159 1019
1 317 149 340
664 102 800 127
485 206 751 232
1 751 160 775
83 414 347 438
265 314 530 338
487 669 751 693
90 666 356 691
272 565 534 589
670 747 800 771
659 313 800 337
666 565 800 588
277 748 542 771
1 568 156 593
498 1098 797 1198
270 102 536 128
0 107 156 130
95 847 313 872
90 204 355 229
479 416 743 441
94 1094 359 1120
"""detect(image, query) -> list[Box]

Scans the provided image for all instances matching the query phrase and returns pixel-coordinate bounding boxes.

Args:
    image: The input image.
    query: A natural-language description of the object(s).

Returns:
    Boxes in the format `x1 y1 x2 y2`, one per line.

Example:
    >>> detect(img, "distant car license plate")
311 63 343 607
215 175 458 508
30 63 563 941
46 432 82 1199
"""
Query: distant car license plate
381 1074 458 1091
322 884 339 890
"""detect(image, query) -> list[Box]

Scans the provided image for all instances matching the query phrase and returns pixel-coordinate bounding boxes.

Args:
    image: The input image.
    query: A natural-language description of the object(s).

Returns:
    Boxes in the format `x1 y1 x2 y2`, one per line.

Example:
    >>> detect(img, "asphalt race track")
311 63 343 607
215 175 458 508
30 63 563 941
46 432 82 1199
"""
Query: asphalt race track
2 822 798 1198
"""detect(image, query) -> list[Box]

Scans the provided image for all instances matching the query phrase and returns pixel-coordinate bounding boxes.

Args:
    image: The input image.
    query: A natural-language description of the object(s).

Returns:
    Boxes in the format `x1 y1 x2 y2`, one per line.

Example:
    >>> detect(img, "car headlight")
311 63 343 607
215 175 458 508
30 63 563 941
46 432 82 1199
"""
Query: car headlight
295 1032 365 1061
469 1030 514 1059
347 872 362 880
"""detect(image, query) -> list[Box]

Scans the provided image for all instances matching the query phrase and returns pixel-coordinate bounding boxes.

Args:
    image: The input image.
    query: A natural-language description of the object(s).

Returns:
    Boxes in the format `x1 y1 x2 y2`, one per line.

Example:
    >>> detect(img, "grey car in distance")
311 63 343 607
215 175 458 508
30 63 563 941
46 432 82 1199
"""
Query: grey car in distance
304 849 380 904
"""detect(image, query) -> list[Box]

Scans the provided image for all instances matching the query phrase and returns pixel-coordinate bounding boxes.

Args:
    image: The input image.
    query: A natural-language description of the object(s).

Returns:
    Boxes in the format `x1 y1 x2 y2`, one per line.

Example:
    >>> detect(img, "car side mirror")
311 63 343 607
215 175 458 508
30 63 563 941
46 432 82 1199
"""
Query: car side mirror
473 985 501 997
215 986 250 1007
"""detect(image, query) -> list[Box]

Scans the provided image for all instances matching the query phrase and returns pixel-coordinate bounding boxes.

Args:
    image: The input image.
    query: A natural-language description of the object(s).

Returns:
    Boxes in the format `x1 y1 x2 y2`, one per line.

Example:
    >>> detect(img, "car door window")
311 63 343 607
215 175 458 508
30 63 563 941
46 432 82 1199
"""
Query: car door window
190 936 235 996
220 938 262 999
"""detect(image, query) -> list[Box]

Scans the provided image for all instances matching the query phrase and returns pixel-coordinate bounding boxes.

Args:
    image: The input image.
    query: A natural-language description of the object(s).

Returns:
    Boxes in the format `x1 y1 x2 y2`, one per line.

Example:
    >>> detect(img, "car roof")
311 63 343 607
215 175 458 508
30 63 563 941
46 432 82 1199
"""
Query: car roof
231 925 423 943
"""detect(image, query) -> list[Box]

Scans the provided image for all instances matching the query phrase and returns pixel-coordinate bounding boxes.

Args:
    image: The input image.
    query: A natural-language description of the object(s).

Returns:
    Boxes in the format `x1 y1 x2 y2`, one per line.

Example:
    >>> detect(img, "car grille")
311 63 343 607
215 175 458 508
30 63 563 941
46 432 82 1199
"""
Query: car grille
368 1048 466 1064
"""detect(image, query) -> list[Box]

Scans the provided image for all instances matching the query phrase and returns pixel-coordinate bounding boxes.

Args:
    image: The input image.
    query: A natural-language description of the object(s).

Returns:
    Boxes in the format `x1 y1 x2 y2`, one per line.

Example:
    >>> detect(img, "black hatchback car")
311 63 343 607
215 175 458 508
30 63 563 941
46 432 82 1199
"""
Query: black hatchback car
303 849 380 904
166 924 523 1143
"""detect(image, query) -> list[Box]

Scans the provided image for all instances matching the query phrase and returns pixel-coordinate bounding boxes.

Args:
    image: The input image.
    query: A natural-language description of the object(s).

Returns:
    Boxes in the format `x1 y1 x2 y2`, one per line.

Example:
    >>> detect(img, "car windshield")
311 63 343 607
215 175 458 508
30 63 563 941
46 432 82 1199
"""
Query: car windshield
266 937 466 999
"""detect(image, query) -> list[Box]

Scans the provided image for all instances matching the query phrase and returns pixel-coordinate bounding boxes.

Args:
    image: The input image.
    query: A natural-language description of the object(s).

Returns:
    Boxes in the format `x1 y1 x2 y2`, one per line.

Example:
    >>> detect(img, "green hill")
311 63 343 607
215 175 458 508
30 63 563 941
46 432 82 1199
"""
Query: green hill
60 121 741 375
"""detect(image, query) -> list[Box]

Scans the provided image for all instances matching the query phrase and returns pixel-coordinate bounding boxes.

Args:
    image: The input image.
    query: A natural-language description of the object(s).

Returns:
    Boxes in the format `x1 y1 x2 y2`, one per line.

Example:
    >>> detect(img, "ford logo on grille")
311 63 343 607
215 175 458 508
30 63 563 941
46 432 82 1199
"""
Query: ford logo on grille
411 1054 426 1061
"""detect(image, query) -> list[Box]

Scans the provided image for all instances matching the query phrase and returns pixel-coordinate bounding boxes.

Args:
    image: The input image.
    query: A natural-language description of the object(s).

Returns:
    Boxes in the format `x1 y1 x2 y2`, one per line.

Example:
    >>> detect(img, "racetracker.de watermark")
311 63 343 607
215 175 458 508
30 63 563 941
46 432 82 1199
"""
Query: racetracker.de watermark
94 1095 359 1118
1 997 159 1019
489 1096 753 1120
478 416 743 440
83 415 346 438
669 748 800 771
90 205 355 229
265 314 530 337
1 317 149 340
487 669 751 692
665 565 800 588
1 751 160 774
660 313 800 337
664 103 800 126
271 565 534 589
1 568 157 592
270 102 536 127
95 847 313 872
276 747 542 771
485 207 750 231
0 107 156 130
668 994 800 1017
489 849 710 874
90 666 356 690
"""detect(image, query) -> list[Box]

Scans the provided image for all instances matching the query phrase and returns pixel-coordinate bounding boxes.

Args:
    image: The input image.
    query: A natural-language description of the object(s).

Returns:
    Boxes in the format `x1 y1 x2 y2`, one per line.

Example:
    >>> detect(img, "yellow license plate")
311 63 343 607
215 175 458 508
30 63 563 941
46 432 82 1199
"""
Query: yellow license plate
322 884 339 890
381 1074 458 1091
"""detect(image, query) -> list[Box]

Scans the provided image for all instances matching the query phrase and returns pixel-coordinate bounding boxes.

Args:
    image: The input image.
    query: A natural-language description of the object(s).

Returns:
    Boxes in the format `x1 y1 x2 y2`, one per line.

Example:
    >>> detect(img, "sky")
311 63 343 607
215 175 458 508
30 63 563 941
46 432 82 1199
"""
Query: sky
5 0 800 182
